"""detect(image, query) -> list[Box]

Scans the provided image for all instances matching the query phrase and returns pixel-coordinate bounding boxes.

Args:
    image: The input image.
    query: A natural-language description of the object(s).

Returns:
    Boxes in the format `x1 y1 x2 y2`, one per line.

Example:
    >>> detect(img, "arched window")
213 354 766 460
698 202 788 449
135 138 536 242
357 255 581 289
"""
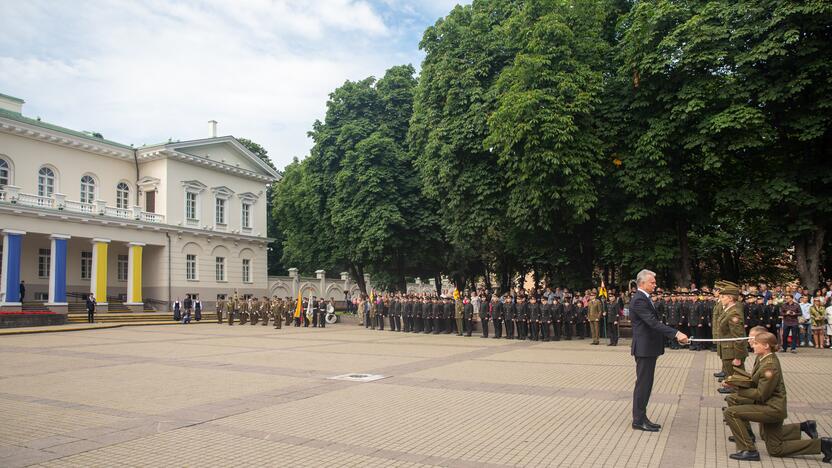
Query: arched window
38 167 55 197
116 182 130 209
80 175 96 204
0 159 9 187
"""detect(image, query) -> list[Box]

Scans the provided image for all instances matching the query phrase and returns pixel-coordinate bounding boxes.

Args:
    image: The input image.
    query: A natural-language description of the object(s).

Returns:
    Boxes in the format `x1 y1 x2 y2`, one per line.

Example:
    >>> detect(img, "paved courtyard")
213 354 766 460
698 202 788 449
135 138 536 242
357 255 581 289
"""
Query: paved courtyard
0 322 830 467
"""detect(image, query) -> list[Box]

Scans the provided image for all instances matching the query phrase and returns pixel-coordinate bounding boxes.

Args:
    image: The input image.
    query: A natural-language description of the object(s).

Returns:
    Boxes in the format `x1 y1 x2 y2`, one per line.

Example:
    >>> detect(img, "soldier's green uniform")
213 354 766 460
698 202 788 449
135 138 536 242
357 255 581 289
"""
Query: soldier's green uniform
588 298 602 345
239 299 249 325
724 353 827 459
216 298 226 324
249 298 260 325
718 301 747 376
454 299 464 336
285 298 293 326
273 298 283 329
369 299 377 330
228 294 238 326
261 297 270 326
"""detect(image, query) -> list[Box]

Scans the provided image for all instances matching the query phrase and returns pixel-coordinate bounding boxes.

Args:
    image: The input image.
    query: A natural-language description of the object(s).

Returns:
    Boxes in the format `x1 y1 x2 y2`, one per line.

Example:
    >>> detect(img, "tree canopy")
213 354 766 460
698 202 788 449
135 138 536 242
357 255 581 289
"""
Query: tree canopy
265 0 832 292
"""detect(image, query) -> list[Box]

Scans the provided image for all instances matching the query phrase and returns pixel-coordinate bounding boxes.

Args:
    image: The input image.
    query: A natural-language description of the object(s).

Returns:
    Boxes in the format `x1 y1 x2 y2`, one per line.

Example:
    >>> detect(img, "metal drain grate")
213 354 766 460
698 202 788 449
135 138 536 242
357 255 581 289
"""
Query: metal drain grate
327 373 387 382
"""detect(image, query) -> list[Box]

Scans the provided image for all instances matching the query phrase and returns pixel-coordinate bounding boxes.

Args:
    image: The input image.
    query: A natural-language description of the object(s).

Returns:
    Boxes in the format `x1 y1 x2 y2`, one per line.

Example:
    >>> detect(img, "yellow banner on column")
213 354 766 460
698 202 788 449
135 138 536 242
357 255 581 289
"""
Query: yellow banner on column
128 243 143 304
92 240 109 303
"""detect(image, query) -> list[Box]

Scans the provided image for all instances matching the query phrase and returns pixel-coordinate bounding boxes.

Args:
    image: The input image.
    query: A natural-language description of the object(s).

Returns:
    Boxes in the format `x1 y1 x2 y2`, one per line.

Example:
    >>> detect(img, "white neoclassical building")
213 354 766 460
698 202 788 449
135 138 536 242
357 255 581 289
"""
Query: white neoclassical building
0 92 280 313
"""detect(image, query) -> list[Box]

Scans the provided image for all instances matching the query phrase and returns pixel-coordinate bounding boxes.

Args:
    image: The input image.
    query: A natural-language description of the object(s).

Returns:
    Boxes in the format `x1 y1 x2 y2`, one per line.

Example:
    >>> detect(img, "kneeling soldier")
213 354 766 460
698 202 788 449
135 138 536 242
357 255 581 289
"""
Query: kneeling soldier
722 331 832 462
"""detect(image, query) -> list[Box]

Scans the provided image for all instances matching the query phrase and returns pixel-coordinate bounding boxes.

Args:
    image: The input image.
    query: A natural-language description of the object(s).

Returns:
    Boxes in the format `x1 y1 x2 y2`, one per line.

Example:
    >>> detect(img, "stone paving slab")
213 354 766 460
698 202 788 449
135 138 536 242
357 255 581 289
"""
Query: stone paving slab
0 323 829 467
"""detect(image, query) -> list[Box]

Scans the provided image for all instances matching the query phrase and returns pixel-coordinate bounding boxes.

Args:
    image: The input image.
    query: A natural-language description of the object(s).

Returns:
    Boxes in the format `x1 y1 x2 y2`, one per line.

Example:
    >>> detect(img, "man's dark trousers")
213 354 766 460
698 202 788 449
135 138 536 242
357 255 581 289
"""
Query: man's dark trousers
633 356 657 424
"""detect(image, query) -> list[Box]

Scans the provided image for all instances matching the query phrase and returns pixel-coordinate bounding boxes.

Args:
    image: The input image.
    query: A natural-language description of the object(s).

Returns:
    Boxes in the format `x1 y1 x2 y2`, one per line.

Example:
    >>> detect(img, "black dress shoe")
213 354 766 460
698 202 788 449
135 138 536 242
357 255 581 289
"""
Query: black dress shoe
632 422 659 432
718 387 735 394
800 420 818 439
644 419 661 429
729 451 760 461
821 437 831 463
714 371 726 378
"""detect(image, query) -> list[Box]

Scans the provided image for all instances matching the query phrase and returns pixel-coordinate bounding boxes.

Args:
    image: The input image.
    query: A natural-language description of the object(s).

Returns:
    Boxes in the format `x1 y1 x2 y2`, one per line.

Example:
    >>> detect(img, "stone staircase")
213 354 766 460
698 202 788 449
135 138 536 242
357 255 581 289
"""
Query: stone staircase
67 311 218 324
21 301 52 312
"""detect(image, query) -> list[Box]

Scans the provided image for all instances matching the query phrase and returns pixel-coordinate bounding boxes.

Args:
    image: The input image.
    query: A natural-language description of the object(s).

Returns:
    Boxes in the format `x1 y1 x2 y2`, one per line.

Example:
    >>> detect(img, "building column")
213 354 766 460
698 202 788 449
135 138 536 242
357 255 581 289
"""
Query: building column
126 242 144 312
46 234 70 314
316 270 326 300
90 238 110 305
288 268 299 297
1 229 26 309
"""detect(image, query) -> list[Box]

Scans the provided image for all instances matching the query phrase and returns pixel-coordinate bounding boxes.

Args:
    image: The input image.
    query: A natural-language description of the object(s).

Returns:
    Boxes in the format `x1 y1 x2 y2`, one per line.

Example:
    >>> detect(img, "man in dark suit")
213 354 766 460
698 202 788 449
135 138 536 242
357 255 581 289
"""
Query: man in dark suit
631 269 689 432
86 293 96 323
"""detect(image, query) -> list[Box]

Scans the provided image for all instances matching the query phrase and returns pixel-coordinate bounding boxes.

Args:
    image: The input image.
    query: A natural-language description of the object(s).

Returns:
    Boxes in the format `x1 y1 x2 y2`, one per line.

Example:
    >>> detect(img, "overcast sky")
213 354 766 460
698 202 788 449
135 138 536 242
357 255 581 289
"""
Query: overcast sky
0 0 465 170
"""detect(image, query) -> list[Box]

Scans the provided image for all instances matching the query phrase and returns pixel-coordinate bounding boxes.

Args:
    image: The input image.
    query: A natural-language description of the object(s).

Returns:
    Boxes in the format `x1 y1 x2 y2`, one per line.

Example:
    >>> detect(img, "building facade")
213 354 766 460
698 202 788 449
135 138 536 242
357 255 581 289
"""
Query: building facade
0 92 279 313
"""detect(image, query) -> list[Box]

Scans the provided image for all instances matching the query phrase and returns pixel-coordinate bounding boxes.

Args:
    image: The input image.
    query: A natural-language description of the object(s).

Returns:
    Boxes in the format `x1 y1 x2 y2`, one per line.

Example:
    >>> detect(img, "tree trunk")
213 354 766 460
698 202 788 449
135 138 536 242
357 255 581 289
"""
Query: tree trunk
349 263 367 296
691 257 702 290
674 220 692 288
794 227 825 289
434 273 443 296
533 268 540 291
396 253 406 292
719 248 739 282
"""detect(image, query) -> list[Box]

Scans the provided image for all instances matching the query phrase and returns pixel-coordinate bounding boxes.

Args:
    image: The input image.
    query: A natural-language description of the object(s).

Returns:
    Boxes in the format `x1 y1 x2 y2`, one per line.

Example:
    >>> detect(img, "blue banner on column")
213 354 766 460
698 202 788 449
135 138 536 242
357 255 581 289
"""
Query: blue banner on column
54 238 67 303
5 233 22 303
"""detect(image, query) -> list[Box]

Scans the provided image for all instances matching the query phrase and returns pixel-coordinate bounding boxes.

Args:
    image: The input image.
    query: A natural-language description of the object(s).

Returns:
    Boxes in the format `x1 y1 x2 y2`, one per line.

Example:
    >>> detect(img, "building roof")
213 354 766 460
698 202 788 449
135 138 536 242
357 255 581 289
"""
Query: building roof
0 107 133 150
0 92 25 103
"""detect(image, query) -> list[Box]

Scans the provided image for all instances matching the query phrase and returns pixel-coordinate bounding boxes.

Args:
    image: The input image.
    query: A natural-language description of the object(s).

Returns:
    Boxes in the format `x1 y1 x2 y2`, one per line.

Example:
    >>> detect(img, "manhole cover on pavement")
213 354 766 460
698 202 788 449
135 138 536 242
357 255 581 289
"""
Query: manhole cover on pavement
327 373 388 382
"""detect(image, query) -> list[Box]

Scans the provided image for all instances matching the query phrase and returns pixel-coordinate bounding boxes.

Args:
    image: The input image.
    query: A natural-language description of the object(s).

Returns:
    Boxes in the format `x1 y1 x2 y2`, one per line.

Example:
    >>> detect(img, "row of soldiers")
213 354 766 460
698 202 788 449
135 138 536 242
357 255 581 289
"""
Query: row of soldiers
214 295 329 329
652 290 778 351
363 293 623 344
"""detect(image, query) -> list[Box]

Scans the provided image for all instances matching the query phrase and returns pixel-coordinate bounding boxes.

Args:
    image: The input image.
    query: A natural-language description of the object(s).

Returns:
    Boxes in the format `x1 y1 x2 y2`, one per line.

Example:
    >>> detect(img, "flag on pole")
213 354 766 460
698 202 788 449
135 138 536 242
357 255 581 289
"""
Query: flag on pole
599 281 608 299
293 288 303 318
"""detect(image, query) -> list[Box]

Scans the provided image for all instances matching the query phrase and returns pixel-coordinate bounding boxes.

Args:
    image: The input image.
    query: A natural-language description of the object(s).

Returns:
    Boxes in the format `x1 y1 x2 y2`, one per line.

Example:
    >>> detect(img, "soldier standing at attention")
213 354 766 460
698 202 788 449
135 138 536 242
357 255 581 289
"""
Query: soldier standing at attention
216 296 226 325
606 295 620 346
388 295 397 332
443 296 454 334
261 296 270 326
455 297 464 336
463 295 475 337
368 296 377 330
479 294 491 338
563 298 575 340
717 281 748 394
272 296 284 330
540 296 553 341
248 297 259 325
528 295 541 341
688 293 702 350
552 297 563 341
504 294 516 339
588 295 602 345
516 295 529 340
403 296 413 332
491 294 503 339
423 295 433 334
412 296 421 333
239 296 249 325
227 292 237 326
